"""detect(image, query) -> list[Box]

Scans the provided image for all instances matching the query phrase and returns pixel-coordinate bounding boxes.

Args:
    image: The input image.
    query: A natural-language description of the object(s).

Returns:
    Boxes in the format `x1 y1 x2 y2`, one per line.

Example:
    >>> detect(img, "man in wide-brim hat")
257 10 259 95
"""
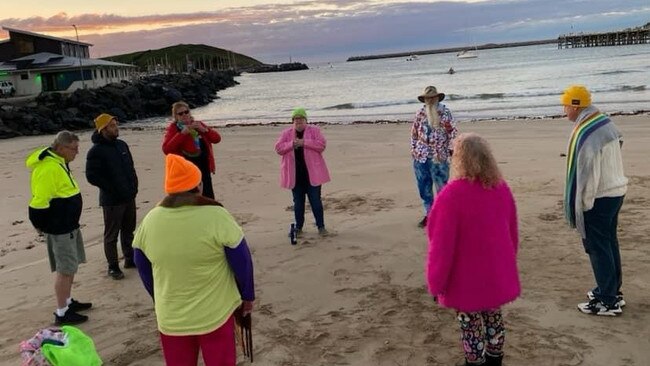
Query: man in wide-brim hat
410 85 457 228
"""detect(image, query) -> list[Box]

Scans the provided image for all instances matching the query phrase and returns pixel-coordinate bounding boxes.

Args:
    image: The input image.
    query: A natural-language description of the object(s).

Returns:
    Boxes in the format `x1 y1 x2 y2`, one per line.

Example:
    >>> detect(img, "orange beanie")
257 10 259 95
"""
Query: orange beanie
164 154 202 194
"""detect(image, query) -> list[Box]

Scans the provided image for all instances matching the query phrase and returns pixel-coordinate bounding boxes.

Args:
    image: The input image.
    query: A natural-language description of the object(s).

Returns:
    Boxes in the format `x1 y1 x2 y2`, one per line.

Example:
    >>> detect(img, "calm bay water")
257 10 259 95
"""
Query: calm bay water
152 44 650 126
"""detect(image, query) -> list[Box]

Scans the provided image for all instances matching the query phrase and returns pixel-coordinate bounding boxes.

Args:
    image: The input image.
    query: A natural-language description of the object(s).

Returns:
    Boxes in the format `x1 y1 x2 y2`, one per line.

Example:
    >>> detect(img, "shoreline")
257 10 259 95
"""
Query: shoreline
121 109 650 131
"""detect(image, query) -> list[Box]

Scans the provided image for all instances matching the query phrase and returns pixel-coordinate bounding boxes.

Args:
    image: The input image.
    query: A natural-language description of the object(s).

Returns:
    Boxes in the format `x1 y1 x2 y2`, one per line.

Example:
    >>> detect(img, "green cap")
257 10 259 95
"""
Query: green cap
291 107 307 119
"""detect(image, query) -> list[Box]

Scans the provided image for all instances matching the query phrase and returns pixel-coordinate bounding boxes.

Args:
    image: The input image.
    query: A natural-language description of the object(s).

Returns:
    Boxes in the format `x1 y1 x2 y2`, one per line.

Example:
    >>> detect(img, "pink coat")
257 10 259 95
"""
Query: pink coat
274 125 331 189
426 179 520 312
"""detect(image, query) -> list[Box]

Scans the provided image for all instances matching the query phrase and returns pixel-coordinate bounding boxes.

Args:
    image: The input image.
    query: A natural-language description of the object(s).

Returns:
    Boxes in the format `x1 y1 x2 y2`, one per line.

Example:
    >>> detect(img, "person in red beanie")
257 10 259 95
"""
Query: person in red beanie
132 154 255 366
162 101 221 199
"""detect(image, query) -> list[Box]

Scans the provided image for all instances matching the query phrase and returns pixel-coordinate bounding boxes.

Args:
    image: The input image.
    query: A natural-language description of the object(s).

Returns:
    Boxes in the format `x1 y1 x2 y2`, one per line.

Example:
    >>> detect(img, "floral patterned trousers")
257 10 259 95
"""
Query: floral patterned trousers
457 309 505 364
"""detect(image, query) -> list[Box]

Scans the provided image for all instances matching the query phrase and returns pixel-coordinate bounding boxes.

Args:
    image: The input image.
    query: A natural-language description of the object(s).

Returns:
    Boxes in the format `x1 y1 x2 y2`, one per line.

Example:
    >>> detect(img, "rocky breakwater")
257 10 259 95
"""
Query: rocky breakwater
247 62 308 73
0 70 238 139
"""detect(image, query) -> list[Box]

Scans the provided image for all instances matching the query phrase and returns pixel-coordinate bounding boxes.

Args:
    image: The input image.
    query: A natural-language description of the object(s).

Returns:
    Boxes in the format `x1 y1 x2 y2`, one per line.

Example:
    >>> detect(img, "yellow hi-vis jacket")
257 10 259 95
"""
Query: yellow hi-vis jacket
26 147 82 235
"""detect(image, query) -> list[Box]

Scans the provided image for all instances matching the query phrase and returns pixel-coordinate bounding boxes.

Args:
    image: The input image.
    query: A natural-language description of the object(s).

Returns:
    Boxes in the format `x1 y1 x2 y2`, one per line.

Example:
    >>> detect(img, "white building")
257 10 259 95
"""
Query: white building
0 27 135 96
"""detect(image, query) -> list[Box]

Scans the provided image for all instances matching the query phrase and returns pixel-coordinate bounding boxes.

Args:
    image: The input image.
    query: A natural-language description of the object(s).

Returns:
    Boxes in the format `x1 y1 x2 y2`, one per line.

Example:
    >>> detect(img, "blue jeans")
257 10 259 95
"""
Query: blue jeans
582 196 624 307
413 159 449 215
292 184 325 230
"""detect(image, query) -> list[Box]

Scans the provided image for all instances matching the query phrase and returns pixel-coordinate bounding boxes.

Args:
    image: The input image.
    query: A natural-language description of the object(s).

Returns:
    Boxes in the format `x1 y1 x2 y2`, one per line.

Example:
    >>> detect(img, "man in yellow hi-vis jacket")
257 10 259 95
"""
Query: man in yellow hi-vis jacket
27 130 92 325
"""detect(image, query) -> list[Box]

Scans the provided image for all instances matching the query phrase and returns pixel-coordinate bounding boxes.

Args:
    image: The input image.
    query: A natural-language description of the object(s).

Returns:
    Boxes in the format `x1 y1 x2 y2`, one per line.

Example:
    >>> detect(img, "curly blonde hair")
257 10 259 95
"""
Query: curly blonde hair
451 133 502 188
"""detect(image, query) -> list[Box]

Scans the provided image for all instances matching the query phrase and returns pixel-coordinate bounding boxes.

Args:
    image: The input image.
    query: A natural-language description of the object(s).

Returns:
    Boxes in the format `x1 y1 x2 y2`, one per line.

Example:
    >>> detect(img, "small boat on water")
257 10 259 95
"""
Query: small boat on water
457 50 478 59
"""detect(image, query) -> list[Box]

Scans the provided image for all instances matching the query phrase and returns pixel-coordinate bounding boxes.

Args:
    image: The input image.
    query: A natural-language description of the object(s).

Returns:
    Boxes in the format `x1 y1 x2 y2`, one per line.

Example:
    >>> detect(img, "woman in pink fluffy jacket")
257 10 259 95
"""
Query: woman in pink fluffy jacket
425 133 520 366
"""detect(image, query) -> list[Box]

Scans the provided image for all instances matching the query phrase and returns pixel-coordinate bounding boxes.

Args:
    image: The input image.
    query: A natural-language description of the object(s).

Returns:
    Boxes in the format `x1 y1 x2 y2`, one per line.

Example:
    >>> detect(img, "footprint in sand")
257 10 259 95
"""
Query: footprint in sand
232 212 257 226
628 175 650 186
538 212 562 222
322 193 395 215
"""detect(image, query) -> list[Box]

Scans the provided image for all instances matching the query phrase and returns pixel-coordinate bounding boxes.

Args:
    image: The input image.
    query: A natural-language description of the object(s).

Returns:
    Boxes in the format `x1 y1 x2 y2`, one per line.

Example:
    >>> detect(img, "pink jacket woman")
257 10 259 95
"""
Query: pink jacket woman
274 125 330 189
425 178 520 312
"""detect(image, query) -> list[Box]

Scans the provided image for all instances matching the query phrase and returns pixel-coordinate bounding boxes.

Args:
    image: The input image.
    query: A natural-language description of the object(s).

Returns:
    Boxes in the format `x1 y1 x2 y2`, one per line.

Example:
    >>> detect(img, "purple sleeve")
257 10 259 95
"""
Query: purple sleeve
224 238 255 301
134 248 154 300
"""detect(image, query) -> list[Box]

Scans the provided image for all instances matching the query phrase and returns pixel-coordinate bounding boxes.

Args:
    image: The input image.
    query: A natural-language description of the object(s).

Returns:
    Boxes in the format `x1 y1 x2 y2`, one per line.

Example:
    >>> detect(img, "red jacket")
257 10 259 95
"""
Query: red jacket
162 121 221 173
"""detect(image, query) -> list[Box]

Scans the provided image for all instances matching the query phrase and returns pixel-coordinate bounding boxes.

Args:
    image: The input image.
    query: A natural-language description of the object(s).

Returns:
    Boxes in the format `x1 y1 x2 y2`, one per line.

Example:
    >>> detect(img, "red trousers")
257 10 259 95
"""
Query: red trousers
159 315 235 366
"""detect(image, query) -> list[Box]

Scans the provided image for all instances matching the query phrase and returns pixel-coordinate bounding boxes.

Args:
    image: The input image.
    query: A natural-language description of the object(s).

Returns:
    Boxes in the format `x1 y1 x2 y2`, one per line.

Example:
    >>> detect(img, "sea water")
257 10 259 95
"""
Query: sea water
182 43 649 125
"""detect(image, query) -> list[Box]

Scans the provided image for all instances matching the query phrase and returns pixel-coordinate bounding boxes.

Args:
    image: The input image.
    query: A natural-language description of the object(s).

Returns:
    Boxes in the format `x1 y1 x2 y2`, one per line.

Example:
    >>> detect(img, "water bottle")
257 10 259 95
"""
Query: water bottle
288 223 298 245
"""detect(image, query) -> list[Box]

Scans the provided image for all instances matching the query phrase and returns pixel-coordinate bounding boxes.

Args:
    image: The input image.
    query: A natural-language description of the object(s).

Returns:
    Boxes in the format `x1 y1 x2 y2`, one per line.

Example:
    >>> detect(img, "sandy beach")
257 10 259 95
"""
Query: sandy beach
1 116 649 366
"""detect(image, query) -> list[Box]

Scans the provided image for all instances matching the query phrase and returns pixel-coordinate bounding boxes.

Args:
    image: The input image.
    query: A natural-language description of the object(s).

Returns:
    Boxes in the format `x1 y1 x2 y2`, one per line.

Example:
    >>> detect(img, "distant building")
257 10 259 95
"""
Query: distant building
0 27 134 96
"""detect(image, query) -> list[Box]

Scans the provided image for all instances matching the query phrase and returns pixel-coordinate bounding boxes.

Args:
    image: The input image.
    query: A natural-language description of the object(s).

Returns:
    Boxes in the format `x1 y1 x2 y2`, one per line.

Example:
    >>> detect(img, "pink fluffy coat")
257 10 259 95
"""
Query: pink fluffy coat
425 179 520 312
274 125 331 189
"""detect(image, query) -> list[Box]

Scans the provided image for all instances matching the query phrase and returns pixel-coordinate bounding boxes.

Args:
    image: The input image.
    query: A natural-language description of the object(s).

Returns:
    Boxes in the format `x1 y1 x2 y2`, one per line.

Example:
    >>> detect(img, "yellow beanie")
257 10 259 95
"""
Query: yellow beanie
94 113 115 131
164 154 202 194
560 85 591 107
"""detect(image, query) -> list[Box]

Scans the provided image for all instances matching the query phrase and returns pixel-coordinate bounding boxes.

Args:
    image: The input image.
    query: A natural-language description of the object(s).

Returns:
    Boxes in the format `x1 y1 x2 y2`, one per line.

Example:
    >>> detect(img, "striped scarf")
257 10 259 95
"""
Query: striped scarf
564 108 619 237
176 122 201 157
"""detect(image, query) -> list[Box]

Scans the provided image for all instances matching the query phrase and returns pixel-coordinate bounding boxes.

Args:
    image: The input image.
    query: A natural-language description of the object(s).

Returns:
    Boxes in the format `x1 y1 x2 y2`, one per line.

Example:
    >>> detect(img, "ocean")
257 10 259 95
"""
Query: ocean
156 43 650 126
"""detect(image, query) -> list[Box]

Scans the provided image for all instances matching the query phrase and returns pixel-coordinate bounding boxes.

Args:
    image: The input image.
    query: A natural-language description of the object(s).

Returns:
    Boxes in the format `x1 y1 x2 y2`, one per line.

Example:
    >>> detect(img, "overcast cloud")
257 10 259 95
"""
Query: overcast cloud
1 0 648 63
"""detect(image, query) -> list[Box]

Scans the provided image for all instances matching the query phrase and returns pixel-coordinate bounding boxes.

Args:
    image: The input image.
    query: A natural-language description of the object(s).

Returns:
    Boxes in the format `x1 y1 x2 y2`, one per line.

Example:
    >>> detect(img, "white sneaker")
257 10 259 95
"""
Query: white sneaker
578 299 622 316
587 290 626 307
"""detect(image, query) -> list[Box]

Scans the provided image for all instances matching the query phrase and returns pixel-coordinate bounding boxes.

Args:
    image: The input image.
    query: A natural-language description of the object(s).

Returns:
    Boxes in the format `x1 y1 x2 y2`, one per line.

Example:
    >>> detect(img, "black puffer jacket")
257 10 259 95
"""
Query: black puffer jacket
86 131 138 206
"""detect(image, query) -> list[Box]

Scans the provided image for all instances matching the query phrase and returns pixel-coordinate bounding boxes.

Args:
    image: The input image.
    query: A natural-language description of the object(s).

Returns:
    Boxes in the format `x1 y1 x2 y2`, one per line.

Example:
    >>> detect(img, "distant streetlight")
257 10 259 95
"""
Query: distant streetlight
71 24 86 89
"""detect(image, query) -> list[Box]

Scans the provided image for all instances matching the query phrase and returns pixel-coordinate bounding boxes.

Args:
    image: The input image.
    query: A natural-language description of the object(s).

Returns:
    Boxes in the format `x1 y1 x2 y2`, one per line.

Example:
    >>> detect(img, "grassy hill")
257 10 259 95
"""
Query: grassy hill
102 44 264 72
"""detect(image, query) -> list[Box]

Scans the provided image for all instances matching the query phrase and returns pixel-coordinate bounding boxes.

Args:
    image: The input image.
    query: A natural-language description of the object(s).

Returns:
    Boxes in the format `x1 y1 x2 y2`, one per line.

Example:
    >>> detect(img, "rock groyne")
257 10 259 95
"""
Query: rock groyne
0 71 238 139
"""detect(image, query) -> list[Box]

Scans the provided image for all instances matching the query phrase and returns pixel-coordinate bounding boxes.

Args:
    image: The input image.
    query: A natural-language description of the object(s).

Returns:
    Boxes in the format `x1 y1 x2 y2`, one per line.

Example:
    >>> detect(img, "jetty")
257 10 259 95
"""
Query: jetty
558 23 650 48
558 28 650 48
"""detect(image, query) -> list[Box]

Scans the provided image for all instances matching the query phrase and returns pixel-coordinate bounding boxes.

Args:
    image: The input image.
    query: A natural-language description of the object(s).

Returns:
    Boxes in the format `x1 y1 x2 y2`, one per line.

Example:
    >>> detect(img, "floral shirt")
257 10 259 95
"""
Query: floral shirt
410 103 457 163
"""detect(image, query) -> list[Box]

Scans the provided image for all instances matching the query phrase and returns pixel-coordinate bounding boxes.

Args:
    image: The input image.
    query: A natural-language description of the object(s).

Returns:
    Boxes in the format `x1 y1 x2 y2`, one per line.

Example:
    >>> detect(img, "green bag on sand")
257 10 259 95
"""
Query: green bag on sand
41 326 102 366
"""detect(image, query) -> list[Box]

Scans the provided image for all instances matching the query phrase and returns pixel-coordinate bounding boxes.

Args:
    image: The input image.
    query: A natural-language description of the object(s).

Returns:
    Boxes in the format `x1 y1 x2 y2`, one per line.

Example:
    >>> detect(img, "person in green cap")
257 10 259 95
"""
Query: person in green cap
275 108 331 237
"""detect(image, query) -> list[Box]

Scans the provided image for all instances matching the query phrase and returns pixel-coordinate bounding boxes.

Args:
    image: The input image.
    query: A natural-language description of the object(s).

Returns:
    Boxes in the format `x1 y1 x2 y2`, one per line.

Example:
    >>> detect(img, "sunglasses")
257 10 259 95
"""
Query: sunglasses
177 110 190 116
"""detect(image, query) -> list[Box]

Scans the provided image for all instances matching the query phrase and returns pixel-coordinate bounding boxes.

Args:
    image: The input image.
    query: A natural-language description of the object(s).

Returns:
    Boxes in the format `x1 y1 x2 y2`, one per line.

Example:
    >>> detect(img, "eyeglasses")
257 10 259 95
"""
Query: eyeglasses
177 110 190 116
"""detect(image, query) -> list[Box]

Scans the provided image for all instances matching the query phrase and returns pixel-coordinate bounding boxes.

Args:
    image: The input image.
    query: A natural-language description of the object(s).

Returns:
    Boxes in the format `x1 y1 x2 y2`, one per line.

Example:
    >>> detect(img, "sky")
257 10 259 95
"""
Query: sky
2 1 649 63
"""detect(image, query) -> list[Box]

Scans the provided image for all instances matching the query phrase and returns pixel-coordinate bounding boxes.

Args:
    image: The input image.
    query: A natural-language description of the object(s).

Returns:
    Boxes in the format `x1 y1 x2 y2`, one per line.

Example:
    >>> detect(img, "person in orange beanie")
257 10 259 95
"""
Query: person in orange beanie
132 154 255 366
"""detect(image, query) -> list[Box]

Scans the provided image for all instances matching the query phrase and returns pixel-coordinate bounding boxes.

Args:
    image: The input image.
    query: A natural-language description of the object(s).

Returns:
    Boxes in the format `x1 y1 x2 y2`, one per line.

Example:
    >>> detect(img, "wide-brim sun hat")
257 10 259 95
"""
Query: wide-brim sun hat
418 86 445 103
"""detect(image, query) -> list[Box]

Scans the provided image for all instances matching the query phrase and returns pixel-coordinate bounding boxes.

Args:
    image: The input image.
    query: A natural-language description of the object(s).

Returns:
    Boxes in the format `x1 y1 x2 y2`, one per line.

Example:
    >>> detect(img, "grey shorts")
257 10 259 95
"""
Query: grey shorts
46 228 86 274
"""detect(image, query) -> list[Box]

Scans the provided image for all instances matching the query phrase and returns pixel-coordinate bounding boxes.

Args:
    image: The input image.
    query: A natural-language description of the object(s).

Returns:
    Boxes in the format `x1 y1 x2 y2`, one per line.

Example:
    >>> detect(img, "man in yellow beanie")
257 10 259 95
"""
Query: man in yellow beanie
132 154 255 365
561 85 628 316
86 113 139 280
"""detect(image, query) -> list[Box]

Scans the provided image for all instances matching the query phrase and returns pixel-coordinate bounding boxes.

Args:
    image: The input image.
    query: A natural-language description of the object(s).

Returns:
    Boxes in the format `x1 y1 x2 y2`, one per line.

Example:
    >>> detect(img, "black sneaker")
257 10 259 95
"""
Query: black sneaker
417 216 427 228
54 309 88 325
124 258 136 269
68 298 92 312
108 267 125 280
587 290 626 307
577 298 622 316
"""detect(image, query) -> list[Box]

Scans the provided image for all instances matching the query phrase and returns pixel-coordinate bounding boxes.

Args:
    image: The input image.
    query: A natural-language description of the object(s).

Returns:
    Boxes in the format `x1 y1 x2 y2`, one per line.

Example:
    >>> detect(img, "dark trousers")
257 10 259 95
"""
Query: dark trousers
102 199 136 268
292 184 324 230
582 196 624 307
201 172 215 200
